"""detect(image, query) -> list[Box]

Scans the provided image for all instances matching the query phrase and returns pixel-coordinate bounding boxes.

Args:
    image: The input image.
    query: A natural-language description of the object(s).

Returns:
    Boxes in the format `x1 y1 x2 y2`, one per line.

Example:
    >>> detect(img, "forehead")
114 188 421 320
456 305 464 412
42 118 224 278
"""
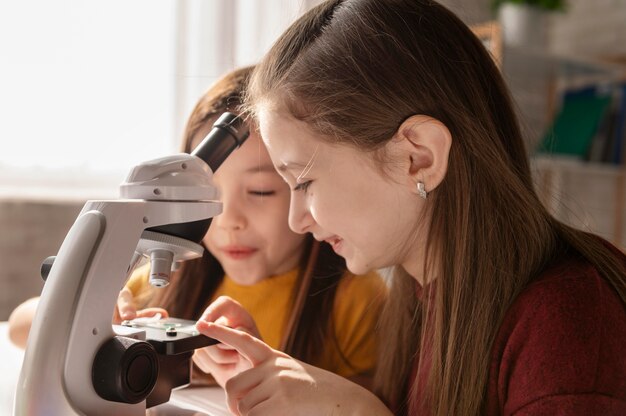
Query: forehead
215 130 276 175
257 107 324 168
256 106 381 180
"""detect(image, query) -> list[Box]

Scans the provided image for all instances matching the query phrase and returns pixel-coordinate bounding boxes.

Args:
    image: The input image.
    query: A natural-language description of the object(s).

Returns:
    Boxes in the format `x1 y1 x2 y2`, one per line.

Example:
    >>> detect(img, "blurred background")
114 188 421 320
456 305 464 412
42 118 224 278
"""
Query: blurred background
1 0 625 320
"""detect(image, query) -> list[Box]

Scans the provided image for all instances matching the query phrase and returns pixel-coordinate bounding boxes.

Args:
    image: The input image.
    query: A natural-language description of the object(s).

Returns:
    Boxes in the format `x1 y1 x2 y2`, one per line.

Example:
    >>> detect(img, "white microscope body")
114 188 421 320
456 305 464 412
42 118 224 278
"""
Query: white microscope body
14 113 248 416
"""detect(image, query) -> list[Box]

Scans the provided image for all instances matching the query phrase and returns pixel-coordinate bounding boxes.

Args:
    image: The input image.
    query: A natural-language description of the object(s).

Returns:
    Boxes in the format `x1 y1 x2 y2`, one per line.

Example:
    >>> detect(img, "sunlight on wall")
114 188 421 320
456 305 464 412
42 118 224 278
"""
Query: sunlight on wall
0 0 176 197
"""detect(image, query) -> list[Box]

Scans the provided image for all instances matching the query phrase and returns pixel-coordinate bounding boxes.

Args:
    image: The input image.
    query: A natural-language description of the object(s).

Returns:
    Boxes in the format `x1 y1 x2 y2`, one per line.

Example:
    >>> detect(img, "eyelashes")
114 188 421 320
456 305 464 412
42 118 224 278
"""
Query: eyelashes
248 190 276 196
293 180 312 192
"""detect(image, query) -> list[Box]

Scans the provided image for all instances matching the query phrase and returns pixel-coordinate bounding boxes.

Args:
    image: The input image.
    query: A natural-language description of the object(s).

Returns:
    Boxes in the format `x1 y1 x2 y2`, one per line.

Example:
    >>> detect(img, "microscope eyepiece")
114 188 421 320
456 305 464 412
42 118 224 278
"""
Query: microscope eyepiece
191 112 250 173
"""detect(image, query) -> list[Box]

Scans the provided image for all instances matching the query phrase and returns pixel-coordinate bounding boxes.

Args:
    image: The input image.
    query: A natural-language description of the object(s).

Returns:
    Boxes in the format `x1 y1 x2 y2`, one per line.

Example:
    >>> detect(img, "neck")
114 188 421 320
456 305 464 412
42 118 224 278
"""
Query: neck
401 237 435 287
403 260 427 286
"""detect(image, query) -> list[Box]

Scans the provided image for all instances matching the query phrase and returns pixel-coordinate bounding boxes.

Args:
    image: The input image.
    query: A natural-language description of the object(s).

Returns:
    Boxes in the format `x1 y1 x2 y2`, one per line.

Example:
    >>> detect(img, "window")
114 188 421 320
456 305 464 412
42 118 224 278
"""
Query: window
0 0 319 200
0 1 176 199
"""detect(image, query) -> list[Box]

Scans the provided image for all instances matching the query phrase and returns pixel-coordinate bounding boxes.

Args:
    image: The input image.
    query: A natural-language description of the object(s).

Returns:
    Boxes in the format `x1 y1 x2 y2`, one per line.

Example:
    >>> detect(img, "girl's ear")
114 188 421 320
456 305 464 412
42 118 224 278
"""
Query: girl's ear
388 115 452 195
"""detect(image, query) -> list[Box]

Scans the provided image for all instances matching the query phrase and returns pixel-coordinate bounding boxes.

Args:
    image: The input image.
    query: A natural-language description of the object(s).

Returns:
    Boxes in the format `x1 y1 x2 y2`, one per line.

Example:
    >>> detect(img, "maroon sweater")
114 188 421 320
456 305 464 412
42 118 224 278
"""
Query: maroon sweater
484 252 626 415
408 249 626 415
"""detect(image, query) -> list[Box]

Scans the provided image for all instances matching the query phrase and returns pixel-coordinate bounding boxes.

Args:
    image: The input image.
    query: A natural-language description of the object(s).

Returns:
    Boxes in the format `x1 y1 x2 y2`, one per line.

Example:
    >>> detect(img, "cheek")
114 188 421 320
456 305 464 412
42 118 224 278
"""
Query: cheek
259 210 305 267
309 184 361 231
203 223 218 250
317 178 404 245
250 192 294 236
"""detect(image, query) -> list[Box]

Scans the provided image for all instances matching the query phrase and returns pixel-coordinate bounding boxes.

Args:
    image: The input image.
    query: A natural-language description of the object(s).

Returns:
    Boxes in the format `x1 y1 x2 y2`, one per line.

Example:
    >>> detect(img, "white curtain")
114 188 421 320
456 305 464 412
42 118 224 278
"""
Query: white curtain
0 0 321 199
173 0 322 140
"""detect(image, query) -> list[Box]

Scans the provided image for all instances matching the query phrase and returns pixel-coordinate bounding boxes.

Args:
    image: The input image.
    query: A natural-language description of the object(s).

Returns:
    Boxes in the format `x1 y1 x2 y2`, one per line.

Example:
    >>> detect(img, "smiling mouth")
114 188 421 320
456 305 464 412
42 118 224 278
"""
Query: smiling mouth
324 236 344 253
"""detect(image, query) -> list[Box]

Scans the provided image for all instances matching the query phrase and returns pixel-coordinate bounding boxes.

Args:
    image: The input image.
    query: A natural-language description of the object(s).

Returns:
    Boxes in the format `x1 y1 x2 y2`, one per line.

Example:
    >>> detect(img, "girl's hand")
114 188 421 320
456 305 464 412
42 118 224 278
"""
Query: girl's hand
196 321 393 416
112 287 169 324
193 296 262 387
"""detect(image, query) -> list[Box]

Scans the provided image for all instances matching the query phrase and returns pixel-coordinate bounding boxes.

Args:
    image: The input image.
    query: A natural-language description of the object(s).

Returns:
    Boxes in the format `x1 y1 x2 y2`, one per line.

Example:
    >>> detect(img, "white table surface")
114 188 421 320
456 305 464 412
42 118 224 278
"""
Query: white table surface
0 322 230 416
0 322 24 415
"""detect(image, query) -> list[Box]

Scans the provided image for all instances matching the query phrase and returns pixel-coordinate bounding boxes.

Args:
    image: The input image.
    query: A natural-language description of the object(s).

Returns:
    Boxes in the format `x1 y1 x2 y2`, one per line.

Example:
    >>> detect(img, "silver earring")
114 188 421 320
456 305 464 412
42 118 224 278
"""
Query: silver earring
417 181 427 199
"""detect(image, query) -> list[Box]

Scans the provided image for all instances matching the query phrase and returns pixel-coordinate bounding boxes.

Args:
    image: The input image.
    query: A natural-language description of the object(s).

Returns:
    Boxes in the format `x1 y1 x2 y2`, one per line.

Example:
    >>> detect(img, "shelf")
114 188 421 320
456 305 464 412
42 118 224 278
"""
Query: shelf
531 155 626 249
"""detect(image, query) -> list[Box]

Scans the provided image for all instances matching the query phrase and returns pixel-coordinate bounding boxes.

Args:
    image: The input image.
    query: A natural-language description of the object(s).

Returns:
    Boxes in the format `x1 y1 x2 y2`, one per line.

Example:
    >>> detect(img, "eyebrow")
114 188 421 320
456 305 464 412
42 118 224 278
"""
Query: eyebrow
277 162 307 172
245 164 280 174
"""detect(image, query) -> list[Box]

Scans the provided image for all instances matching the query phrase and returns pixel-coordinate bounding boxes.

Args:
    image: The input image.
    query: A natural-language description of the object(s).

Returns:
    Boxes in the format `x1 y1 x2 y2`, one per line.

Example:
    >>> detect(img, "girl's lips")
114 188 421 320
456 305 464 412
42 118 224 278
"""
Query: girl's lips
325 236 344 253
220 246 258 260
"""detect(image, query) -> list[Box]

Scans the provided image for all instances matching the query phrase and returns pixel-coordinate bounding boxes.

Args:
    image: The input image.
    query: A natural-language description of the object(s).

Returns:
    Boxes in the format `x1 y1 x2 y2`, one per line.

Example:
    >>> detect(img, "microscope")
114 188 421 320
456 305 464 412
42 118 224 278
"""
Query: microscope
14 113 249 416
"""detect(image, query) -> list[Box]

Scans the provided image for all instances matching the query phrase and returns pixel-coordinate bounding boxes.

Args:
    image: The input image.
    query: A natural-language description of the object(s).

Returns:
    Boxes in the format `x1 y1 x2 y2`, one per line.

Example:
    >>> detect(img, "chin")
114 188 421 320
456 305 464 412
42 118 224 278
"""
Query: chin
345 258 373 276
229 273 264 286
223 265 264 285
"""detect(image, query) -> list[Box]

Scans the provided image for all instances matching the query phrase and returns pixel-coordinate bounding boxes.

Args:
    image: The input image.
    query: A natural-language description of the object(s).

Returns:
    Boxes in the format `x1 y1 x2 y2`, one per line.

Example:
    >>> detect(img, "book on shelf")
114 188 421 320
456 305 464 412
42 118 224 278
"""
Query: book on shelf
612 83 626 164
537 81 626 165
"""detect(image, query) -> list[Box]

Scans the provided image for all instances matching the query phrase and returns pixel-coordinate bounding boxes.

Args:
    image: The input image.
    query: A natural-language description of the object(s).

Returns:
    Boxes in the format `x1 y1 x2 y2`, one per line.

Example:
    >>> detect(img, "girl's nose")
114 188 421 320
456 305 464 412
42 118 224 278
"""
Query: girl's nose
288 193 315 234
214 199 246 231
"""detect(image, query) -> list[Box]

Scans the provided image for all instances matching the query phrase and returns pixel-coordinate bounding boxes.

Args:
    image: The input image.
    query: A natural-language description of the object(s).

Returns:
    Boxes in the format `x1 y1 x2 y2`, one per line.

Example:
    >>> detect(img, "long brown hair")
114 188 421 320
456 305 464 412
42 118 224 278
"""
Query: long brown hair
146 66 350 367
244 0 626 414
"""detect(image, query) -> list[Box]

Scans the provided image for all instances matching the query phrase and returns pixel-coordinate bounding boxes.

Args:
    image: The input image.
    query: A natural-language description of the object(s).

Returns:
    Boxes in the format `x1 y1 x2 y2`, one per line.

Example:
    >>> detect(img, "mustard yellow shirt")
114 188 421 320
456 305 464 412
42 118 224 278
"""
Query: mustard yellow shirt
126 265 386 378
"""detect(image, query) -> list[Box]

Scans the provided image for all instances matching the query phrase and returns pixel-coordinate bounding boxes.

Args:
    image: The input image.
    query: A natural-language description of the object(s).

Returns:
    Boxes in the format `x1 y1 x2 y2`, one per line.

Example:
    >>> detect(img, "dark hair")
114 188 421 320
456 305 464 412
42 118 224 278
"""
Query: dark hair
146 66 352 370
244 0 626 414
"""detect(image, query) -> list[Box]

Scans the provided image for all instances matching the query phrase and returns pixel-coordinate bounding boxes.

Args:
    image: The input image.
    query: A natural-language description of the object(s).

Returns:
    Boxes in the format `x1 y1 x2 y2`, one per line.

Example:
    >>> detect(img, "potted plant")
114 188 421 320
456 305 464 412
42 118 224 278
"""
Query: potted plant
492 0 567 48
492 0 566 12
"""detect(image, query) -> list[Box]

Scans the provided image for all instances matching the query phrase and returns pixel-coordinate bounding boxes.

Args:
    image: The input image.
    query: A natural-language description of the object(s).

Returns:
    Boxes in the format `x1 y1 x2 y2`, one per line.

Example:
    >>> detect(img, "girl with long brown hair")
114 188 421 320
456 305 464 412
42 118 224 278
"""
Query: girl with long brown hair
195 1 626 415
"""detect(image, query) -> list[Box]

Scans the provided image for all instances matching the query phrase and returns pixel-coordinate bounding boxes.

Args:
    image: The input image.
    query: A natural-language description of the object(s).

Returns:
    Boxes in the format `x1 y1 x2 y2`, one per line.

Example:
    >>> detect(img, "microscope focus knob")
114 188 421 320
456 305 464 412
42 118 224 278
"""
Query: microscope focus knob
92 336 159 404
40 256 55 281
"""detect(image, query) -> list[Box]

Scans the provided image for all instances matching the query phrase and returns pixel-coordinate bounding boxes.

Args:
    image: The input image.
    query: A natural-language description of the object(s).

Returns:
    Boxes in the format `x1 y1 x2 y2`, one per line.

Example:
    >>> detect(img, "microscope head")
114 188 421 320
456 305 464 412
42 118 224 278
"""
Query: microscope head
121 112 250 287
91 113 250 410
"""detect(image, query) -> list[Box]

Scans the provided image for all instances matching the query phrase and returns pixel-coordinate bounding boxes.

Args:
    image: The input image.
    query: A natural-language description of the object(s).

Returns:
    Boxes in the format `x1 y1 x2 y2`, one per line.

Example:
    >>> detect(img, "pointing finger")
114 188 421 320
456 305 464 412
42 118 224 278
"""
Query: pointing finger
196 321 272 367
200 296 252 327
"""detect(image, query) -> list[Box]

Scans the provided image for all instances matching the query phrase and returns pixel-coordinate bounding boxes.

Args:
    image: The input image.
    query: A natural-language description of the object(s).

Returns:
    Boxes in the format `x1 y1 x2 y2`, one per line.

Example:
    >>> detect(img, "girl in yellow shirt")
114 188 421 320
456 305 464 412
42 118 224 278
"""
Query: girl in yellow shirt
120 66 386 389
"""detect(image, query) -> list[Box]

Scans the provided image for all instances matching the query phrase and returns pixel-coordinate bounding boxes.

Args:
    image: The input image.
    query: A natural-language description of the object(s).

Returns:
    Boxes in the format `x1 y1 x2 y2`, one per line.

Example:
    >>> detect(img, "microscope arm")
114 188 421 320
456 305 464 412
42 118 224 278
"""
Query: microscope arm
16 199 221 416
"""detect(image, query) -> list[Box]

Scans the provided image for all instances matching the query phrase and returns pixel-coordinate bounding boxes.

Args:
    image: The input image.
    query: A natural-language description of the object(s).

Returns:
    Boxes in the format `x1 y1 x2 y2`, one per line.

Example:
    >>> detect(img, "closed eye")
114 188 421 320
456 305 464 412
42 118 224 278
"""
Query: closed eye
249 190 276 196
293 180 312 192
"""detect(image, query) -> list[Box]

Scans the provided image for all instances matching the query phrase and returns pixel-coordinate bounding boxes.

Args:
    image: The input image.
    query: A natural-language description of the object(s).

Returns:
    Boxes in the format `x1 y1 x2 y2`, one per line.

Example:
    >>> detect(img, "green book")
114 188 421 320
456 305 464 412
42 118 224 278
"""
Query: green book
537 93 612 158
